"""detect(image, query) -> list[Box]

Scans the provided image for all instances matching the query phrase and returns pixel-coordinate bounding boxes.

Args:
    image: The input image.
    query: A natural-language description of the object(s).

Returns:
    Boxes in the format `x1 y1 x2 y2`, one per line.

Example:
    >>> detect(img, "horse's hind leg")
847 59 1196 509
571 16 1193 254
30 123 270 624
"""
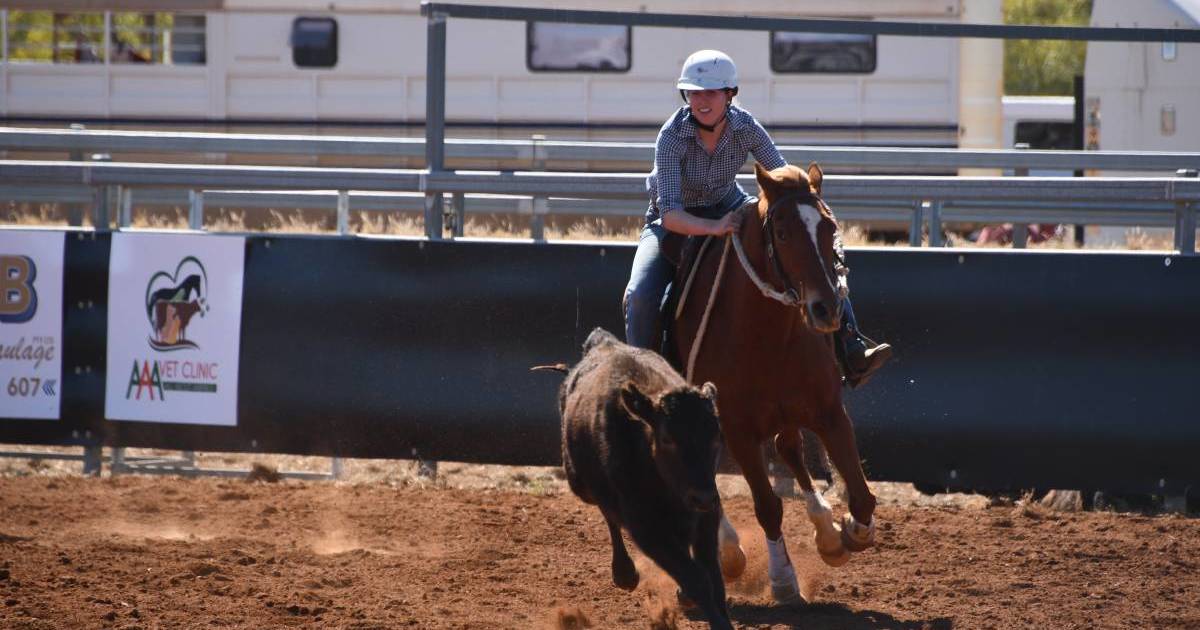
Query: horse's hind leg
726 433 802 604
812 404 877 553
775 430 850 568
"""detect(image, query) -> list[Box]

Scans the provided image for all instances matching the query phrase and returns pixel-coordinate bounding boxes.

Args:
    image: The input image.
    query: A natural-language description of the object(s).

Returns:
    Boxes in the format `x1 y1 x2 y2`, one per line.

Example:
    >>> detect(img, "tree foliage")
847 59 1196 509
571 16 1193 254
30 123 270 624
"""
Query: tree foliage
1004 0 1093 95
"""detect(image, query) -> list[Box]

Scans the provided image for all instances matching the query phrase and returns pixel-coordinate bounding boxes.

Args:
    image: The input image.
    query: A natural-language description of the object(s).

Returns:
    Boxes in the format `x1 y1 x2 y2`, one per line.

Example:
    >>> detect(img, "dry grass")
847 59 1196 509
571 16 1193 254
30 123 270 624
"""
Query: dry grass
2 201 1192 249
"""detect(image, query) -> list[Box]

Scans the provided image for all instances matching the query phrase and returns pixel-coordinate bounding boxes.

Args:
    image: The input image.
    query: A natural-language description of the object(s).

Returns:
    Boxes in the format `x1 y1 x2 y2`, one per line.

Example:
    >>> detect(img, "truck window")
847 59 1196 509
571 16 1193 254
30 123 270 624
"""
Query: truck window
527 22 630 72
291 17 337 68
770 31 876 74
4 11 204 65
1015 121 1075 150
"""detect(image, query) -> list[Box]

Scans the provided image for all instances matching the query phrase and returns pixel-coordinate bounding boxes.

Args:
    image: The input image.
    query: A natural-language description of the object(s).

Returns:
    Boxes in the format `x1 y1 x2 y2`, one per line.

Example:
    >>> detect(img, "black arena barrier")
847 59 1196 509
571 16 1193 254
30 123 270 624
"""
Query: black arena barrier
1 234 1197 497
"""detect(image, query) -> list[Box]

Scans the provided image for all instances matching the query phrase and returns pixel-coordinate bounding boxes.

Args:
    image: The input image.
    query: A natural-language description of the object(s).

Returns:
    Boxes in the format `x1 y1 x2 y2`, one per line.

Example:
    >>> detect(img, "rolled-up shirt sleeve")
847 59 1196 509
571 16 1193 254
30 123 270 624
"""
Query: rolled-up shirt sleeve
748 118 787 170
653 131 684 215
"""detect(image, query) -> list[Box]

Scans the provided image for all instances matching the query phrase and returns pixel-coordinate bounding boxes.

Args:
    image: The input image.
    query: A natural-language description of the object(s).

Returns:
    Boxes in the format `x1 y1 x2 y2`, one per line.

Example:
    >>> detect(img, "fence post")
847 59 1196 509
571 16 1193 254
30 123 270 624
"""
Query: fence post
118 186 133 228
451 192 465 237
82 444 103 477
423 8 448 241
928 200 944 247
337 190 350 235
1176 169 1198 257
89 153 113 230
188 190 204 230
1012 143 1030 249
529 197 548 241
909 201 924 247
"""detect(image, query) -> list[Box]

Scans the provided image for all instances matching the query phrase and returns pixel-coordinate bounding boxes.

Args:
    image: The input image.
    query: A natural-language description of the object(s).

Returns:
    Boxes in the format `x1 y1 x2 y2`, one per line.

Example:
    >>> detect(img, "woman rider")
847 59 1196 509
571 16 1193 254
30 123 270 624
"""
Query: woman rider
622 49 891 388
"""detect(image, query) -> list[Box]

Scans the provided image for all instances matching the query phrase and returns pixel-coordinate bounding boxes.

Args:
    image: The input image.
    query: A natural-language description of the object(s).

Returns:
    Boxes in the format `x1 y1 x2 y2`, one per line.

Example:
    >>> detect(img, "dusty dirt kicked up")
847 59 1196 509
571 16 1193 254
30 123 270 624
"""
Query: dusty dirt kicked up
0 472 1197 629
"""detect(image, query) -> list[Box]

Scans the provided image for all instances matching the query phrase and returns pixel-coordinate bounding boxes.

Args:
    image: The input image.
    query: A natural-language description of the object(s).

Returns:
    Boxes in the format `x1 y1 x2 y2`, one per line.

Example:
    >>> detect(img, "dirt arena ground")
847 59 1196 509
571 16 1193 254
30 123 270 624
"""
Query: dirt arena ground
0 451 1197 630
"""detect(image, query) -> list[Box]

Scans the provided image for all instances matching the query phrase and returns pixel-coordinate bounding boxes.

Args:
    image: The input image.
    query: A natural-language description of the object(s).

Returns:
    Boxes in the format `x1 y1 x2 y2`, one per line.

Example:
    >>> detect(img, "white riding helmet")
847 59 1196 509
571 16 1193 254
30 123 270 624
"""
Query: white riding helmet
676 49 738 91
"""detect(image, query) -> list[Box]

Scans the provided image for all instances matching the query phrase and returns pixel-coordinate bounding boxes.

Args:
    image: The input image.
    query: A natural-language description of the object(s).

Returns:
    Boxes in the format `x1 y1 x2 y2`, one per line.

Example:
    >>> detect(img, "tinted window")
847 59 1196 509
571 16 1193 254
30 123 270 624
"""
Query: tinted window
291 17 337 68
771 32 876 74
527 22 630 72
1015 121 1075 150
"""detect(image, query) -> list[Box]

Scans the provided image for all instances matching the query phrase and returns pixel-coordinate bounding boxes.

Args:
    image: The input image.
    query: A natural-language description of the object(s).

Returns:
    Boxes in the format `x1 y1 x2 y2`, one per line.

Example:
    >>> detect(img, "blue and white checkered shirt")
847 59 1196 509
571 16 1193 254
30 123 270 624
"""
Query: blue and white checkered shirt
645 104 787 223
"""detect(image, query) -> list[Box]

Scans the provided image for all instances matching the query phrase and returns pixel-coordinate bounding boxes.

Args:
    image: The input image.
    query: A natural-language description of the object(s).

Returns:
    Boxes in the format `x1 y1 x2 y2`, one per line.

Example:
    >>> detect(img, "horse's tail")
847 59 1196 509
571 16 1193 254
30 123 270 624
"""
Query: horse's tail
529 363 570 375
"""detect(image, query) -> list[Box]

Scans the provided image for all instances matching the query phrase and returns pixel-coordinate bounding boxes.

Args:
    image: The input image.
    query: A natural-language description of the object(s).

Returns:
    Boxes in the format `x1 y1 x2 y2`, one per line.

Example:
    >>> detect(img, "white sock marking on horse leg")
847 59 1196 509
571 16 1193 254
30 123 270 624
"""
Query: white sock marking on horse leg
804 489 849 567
765 533 799 593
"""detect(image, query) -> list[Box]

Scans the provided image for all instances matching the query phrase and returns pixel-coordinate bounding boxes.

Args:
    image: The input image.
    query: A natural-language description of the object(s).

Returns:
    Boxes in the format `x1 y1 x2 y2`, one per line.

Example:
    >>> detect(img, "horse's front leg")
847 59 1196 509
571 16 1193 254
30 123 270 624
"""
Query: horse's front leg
813 404 877 553
725 432 802 604
775 429 849 567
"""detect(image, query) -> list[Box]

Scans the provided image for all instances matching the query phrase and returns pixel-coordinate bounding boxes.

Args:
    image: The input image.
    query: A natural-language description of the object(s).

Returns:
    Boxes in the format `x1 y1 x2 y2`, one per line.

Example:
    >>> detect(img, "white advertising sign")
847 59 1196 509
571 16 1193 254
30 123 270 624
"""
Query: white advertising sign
105 233 245 426
0 230 64 420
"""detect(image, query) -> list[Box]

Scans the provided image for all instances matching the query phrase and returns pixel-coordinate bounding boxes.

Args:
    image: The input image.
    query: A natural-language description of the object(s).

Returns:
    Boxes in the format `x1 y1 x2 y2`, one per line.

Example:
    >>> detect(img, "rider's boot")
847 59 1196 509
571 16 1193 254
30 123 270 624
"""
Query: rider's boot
833 297 892 389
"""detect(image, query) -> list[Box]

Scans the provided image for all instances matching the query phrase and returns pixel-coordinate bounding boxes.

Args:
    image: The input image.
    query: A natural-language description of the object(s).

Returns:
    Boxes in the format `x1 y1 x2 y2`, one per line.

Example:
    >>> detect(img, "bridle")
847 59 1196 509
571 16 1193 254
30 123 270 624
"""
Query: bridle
730 191 843 309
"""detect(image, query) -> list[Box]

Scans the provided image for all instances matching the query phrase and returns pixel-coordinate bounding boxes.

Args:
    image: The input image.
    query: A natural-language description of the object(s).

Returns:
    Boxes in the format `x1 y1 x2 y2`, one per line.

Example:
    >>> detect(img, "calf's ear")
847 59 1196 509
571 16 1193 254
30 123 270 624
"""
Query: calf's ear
619 381 657 425
700 381 719 414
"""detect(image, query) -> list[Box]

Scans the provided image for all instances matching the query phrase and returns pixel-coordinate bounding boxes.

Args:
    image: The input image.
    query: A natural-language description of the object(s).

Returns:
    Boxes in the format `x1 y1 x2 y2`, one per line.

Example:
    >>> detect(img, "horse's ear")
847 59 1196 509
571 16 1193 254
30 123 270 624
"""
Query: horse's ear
755 162 777 193
807 162 824 196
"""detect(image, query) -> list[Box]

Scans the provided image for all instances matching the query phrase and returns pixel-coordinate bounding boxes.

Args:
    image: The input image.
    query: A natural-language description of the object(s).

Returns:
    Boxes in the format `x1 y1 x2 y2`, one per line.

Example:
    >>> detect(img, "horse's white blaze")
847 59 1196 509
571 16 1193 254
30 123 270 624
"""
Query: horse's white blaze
796 203 835 304
796 203 822 251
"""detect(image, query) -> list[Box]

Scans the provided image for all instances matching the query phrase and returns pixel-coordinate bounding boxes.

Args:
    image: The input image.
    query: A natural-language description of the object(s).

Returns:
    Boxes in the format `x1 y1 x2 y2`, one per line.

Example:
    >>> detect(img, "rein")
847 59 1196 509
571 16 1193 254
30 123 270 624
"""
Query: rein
678 192 830 380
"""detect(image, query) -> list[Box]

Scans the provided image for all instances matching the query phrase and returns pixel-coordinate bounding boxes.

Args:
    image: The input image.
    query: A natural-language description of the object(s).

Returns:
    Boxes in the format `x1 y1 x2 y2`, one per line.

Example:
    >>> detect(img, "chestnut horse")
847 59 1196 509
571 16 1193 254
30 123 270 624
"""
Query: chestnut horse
672 162 877 604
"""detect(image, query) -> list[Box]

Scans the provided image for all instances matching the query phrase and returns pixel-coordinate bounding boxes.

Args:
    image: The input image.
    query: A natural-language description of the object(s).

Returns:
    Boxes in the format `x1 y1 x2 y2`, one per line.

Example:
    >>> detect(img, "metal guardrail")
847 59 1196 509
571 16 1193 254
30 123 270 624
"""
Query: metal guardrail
3 160 1197 254
419 3 1200 43
415 2 1200 239
3 127 1200 173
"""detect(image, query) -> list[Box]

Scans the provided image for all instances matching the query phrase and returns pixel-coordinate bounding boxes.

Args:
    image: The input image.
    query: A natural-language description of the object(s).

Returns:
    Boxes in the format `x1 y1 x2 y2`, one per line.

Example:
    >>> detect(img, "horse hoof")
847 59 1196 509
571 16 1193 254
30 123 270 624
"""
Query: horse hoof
720 542 747 580
840 514 876 552
770 580 806 605
817 541 850 568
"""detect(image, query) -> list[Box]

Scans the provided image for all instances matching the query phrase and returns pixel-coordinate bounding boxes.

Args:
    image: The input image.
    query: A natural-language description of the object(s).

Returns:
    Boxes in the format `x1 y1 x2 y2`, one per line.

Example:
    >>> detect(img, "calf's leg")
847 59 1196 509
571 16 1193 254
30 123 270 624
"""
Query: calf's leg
602 511 639 591
628 525 732 630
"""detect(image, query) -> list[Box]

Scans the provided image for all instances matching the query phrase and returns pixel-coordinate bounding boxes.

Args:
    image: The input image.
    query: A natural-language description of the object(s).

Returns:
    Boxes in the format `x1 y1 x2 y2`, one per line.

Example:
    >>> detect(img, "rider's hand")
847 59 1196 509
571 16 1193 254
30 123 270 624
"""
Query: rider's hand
712 208 744 236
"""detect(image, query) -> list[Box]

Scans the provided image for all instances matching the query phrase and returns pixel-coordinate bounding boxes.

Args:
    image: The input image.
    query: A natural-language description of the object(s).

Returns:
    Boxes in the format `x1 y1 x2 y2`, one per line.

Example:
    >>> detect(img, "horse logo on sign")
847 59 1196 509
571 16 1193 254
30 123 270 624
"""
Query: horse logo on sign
144 256 209 352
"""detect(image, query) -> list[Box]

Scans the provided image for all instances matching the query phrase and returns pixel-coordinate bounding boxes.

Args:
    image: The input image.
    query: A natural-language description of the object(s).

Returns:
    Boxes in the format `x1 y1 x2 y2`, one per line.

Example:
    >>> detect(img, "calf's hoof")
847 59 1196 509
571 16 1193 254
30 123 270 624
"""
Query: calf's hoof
675 588 698 610
719 542 747 580
612 565 639 591
840 513 876 553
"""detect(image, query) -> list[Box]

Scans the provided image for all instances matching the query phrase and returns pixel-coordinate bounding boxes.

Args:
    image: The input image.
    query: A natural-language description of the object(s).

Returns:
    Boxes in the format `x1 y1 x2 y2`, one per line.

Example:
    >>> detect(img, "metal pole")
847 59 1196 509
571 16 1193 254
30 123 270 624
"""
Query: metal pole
1176 201 1196 256
423 9 447 240
1012 161 1030 249
82 445 103 476
452 192 465 237
531 197 547 241
118 185 132 228
188 189 204 230
928 200 944 247
1178 169 1199 257
909 201 924 247
337 189 350 235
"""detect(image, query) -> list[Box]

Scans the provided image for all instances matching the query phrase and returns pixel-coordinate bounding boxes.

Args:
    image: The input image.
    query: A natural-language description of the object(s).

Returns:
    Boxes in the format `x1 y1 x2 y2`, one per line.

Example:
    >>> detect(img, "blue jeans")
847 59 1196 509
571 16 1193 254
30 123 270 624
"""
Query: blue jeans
623 187 749 349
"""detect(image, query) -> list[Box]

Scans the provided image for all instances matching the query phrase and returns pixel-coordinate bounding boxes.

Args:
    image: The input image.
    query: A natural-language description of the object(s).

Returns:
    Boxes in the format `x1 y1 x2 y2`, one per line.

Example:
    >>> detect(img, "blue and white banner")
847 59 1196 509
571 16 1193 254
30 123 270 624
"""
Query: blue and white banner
0 230 64 420
105 233 245 426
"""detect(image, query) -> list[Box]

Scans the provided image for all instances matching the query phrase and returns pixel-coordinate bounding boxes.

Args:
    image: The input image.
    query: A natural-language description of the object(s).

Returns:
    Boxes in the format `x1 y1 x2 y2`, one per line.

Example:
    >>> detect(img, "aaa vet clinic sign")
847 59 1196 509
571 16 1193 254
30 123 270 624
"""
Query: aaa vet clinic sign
105 233 245 426
0 230 64 420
